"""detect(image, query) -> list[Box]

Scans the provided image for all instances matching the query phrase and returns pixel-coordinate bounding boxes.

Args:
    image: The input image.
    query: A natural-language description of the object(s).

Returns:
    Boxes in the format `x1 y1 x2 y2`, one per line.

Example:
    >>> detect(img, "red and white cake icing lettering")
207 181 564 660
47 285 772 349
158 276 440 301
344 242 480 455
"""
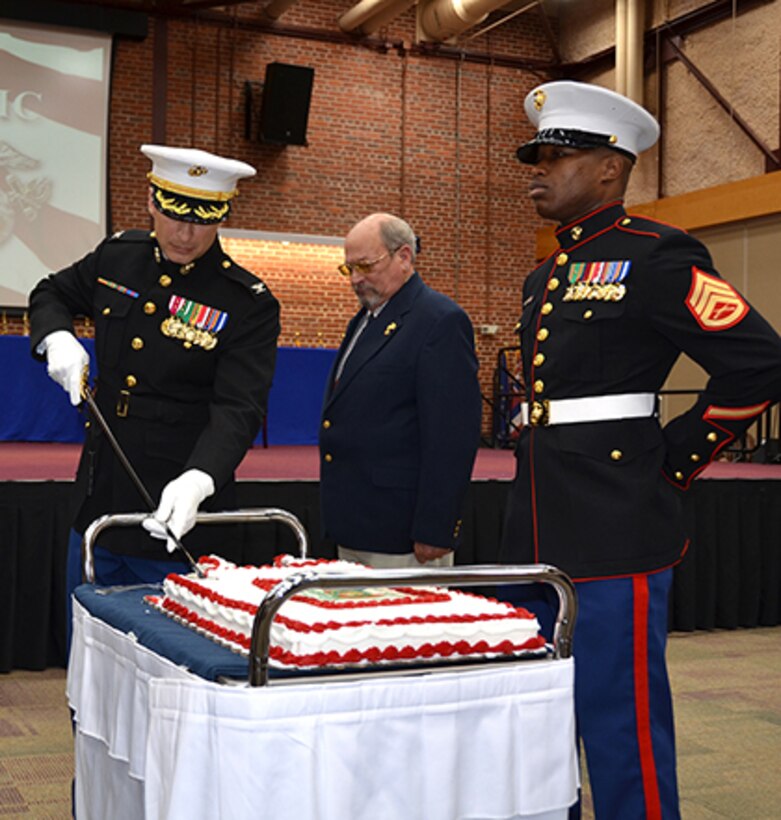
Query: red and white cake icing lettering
147 554 546 669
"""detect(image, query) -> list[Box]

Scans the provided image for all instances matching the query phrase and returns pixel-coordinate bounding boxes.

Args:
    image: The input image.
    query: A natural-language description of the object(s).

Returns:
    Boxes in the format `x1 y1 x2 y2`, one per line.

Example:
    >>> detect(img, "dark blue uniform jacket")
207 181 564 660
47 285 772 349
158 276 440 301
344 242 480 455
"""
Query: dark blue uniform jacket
29 230 280 556
501 201 781 579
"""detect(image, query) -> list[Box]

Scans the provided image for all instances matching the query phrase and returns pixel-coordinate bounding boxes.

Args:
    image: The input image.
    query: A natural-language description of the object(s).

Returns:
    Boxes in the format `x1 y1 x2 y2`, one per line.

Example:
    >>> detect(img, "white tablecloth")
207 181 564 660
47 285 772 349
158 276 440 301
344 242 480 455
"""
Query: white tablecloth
68 599 578 820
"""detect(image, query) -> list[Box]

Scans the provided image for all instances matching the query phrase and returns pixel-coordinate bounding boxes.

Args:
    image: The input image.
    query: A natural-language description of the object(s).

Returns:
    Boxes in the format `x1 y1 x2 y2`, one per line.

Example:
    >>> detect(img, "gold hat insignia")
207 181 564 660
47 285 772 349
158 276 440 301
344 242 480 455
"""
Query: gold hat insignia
533 89 547 111
188 165 208 177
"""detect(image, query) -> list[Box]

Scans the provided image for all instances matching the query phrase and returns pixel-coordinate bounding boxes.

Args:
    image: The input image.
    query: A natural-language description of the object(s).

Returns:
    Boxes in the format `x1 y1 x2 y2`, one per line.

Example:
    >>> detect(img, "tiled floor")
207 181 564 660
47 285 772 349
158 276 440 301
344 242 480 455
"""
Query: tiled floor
0 669 72 818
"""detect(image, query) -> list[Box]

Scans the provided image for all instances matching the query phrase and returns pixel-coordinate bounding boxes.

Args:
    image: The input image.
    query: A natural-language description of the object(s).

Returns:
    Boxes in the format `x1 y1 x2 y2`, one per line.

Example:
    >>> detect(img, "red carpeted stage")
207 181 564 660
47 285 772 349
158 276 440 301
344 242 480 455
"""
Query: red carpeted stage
0 442 519 482
4 441 781 482
1 442 780 672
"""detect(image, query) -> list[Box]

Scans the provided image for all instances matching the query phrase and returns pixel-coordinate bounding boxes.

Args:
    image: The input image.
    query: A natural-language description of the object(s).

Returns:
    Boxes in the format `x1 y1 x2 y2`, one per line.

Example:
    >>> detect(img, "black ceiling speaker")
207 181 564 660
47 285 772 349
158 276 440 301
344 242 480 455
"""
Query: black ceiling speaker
258 62 315 146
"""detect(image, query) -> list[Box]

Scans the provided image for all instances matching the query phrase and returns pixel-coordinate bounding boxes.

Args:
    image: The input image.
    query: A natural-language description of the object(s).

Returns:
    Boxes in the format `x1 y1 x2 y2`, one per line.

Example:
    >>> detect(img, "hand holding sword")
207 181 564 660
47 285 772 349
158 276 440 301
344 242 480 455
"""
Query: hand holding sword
77 364 207 577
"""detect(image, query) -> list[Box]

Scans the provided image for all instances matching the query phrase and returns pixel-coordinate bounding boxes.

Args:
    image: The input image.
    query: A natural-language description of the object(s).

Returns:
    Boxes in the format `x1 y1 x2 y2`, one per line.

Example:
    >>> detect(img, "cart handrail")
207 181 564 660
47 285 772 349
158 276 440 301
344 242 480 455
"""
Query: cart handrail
250 564 577 686
81 508 309 583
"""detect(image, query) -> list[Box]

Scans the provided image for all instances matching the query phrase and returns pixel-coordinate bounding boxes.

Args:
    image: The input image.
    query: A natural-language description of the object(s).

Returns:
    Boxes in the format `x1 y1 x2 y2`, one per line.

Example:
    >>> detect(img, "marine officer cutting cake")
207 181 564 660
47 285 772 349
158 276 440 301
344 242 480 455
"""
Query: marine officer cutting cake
499 80 781 818
29 144 280 648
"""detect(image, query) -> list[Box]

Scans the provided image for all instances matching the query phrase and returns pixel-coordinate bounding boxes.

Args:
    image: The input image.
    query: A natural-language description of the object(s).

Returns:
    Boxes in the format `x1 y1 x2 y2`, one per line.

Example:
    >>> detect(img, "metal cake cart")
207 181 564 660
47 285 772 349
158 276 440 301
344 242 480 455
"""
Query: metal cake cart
69 509 579 820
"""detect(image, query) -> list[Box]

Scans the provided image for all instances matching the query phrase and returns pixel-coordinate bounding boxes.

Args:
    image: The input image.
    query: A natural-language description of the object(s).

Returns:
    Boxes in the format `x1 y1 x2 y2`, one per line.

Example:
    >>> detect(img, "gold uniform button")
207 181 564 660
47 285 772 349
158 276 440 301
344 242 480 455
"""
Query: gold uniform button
537 328 549 342
222 260 231 269
324 453 333 463
322 420 331 429
690 453 701 463
159 274 172 287
541 302 553 315
548 277 560 291
533 353 545 366
707 432 718 443
125 375 137 388
533 379 544 393
144 301 157 315
583 309 594 319
131 337 144 351
674 471 684 481
102 306 111 316
610 450 623 461
556 253 568 266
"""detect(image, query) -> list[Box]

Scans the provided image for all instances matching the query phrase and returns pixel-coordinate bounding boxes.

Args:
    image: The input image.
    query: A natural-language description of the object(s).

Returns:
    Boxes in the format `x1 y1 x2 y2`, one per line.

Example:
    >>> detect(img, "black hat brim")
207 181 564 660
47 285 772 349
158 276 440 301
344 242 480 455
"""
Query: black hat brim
516 129 635 164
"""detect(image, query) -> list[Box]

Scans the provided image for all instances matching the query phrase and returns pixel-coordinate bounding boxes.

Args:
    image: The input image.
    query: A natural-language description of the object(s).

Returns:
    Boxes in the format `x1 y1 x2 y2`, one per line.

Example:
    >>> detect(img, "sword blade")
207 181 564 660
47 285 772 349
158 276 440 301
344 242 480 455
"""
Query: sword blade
81 387 204 577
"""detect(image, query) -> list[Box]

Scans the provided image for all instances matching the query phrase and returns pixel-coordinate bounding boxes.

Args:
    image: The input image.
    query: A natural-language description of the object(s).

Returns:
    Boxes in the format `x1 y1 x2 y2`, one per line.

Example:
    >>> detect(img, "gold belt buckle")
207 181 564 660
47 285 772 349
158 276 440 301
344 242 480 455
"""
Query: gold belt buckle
529 399 550 427
116 390 130 418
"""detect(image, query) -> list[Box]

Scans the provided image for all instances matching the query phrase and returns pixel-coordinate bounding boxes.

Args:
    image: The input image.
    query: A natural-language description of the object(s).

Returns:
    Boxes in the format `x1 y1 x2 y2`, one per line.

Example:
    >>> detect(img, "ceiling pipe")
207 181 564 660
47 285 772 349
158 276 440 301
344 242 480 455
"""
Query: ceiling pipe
615 0 627 95
418 0 512 42
626 0 645 103
615 0 645 103
461 0 537 42
338 0 416 34
262 0 300 20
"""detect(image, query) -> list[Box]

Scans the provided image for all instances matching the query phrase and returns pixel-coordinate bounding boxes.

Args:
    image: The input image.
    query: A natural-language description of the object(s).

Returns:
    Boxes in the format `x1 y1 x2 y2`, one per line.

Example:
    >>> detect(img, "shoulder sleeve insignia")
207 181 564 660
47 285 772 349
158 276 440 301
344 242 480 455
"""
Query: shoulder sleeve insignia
685 266 748 330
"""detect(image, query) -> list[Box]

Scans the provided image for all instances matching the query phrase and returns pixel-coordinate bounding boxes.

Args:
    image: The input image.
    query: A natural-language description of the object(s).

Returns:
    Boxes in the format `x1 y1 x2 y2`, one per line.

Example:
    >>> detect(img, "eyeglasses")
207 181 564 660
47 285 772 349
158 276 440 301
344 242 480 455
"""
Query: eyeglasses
337 249 397 278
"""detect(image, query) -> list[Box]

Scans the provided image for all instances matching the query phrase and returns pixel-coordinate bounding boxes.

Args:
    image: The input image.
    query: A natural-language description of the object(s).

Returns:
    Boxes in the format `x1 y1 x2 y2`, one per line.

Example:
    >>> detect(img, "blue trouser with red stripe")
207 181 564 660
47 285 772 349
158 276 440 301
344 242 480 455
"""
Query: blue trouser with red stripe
504 569 679 819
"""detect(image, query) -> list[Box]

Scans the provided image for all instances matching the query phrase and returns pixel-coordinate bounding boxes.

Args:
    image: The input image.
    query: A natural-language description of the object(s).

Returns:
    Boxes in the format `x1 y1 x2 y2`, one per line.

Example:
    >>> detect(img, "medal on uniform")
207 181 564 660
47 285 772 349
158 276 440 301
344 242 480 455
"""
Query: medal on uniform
161 294 227 349
562 260 631 301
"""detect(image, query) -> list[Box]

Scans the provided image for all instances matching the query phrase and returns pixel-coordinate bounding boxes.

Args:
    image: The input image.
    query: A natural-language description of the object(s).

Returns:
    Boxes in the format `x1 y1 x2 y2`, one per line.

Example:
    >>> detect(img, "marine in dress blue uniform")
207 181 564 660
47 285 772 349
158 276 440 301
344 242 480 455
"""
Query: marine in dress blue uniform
29 145 280 638
500 82 781 819
320 213 482 567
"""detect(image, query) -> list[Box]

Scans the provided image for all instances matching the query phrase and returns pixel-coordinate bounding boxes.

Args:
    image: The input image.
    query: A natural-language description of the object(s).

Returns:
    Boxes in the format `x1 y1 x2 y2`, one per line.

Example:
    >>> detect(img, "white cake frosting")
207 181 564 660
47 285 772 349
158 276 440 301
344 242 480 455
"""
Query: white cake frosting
147 554 546 670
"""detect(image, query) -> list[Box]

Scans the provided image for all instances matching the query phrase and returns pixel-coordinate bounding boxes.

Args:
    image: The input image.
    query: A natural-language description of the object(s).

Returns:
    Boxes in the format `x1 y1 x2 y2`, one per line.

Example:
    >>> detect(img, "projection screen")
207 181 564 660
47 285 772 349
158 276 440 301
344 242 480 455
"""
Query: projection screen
0 20 111 308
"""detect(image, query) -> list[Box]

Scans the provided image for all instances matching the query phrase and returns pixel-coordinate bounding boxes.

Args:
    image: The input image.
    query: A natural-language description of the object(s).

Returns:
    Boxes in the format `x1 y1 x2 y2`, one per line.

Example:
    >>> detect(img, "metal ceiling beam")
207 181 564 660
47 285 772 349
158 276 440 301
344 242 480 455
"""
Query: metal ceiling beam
556 0 773 76
47 0 252 16
663 34 780 169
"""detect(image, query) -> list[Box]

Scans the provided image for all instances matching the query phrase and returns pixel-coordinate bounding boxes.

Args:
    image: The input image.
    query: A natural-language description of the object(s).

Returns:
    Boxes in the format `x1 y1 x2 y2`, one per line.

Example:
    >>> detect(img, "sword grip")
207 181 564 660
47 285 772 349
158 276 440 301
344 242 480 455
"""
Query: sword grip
81 386 204 577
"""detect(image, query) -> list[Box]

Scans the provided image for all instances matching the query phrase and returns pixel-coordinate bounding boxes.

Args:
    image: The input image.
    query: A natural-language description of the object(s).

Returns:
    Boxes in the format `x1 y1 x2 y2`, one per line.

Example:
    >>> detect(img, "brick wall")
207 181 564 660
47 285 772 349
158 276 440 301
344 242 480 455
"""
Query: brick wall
100 4 556 430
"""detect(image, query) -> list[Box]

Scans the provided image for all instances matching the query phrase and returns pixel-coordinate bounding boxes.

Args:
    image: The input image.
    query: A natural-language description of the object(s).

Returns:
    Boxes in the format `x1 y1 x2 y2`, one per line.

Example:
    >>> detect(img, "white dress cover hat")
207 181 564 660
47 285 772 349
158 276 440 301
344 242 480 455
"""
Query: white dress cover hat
516 81 660 164
142 144 256 224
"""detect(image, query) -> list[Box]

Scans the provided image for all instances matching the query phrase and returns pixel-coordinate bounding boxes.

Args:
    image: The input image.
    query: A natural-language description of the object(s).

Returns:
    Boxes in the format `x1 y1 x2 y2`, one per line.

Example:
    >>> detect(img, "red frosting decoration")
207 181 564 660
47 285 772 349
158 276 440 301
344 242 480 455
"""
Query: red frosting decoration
150 595 546 669
151 555 547 669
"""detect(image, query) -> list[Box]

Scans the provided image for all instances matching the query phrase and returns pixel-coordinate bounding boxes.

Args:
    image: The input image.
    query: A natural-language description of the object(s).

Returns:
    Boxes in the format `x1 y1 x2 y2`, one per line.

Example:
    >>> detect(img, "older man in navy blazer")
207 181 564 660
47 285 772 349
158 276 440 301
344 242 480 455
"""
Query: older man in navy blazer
320 213 482 567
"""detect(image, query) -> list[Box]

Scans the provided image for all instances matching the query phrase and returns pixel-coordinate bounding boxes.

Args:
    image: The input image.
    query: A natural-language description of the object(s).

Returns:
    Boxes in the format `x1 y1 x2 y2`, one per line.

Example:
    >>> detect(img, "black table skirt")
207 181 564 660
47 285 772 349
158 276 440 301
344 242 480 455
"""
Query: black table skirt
2 478 779 671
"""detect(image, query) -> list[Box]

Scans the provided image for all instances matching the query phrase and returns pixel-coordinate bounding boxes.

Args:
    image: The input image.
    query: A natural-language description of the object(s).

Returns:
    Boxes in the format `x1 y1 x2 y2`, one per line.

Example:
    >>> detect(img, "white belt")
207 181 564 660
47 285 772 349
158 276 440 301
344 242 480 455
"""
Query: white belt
520 392 656 427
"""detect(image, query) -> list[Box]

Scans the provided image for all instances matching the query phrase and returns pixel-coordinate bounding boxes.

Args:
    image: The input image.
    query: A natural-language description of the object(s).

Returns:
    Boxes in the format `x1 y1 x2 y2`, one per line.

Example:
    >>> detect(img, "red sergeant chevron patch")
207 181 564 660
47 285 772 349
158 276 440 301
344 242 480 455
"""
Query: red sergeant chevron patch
685 267 748 330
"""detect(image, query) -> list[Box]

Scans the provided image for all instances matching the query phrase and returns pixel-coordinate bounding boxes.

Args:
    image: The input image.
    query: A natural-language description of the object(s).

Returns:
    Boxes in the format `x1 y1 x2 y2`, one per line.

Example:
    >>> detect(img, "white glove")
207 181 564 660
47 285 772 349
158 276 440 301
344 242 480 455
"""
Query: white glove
142 469 215 554
43 330 89 406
